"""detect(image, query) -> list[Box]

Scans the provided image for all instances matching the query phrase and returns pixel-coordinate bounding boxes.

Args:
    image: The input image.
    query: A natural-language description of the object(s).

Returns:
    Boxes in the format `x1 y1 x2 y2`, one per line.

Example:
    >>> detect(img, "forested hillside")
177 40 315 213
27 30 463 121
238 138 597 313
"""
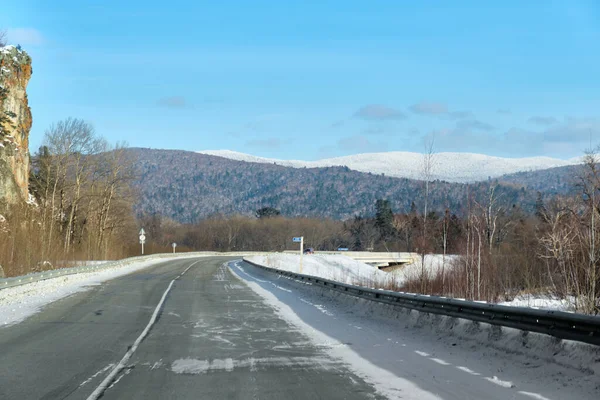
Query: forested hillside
130 148 560 223
497 164 583 196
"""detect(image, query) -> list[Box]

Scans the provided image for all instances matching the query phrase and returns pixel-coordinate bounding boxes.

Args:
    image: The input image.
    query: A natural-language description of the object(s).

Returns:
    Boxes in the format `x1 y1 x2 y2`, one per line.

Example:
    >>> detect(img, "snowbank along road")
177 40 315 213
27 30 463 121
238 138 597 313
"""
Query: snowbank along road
0 257 597 399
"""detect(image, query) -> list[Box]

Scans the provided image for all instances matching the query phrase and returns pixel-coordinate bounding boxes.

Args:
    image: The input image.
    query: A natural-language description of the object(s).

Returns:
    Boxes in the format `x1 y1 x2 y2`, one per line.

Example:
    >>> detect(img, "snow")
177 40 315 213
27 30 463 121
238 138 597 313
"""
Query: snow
391 254 459 282
498 294 575 312
171 356 335 374
245 253 463 290
229 260 600 400
0 257 181 327
198 149 579 183
246 254 584 314
0 45 17 54
245 253 394 287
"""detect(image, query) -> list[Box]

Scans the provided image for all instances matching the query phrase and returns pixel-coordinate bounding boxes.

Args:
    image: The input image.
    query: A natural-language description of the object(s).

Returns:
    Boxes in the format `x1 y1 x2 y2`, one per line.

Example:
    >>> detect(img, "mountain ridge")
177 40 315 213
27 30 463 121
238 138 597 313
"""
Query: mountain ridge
198 149 580 183
130 148 575 223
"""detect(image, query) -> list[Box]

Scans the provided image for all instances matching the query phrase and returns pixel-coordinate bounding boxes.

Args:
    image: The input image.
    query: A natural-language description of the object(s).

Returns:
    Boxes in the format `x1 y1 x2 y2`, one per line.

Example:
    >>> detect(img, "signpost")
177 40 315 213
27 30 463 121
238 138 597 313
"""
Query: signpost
292 236 304 273
139 228 146 255
172 243 177 254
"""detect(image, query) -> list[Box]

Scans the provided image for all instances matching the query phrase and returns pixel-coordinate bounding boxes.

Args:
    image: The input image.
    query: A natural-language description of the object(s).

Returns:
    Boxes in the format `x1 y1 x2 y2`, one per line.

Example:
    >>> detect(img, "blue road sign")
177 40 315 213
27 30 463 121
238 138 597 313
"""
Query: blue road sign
292 237 302 243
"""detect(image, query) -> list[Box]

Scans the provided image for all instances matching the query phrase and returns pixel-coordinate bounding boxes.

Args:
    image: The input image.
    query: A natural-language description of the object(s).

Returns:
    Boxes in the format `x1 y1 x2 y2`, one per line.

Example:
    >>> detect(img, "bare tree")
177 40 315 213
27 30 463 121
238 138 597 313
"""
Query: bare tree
0 29 7 47
41 119 104 255
92 141 136 258
576 149 600 313
420 136 436 292
441 208 450 292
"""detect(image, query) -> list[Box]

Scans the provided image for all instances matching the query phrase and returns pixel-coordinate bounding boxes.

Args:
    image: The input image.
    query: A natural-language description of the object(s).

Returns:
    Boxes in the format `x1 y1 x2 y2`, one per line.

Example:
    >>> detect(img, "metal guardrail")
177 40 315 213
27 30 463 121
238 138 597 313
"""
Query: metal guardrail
242 259 600 346
0 251 267 291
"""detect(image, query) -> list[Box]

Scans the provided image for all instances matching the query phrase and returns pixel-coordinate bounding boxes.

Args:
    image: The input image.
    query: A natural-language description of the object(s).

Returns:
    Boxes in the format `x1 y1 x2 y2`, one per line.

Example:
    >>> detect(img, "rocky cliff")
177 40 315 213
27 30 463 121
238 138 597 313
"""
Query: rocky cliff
0 45 32 206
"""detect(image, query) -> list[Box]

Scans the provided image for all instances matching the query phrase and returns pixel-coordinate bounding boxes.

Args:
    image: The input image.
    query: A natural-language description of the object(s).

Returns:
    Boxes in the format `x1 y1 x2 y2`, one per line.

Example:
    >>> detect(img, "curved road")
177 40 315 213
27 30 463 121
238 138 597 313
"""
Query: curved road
0 257 382 399
0 256 595 399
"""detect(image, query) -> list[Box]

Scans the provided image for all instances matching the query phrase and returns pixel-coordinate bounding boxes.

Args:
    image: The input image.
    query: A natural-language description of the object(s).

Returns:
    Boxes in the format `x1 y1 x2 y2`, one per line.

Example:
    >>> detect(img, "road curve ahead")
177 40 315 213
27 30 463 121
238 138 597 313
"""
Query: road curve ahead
0 257 383 399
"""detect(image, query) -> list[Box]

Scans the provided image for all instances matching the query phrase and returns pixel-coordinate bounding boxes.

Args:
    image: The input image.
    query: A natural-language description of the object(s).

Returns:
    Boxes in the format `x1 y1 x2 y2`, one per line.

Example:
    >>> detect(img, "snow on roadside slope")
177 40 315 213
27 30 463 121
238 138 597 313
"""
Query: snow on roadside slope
392 254 459 282
498 295 574 312
245 253 462 289
229 261 600 400
246 254 580 312
0 258 180 327
245 254 394 287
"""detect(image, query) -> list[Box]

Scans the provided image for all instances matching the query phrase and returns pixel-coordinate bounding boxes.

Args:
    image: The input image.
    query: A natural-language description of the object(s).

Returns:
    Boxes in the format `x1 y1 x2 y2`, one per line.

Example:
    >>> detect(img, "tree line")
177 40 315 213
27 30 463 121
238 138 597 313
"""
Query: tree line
1 118 137 277
1 116 597 314
137 153 600 314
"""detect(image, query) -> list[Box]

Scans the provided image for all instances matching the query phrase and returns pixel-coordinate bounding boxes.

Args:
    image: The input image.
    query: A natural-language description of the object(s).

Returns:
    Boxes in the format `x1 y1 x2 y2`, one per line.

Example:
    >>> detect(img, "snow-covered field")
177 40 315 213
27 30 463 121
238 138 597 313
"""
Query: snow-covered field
199 150 580 183
245 253 461 288
229 260 600 400
245 253 581 313
245 253 395 287
0 258 180 327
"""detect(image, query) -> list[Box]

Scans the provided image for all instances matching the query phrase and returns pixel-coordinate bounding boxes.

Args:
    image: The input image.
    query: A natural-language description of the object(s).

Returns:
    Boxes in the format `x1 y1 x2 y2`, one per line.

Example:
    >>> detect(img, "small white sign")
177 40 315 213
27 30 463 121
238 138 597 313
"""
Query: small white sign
139 228 145 235
172 243 177 248
139 234 146 242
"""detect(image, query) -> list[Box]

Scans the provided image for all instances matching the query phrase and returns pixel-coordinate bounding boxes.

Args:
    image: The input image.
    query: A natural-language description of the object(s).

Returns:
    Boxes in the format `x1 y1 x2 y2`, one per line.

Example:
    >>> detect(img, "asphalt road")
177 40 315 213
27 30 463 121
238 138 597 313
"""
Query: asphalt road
0 257 383 399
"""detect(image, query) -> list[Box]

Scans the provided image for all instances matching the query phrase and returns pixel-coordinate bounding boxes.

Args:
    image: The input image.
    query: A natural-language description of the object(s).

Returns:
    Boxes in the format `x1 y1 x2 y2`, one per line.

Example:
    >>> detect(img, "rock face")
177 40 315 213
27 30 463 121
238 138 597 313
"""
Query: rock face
0 45 32 206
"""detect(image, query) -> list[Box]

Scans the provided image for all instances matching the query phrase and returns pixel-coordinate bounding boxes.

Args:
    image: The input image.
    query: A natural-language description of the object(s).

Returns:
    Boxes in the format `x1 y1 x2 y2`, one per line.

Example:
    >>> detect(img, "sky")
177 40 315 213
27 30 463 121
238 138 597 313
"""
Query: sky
1 1 599 160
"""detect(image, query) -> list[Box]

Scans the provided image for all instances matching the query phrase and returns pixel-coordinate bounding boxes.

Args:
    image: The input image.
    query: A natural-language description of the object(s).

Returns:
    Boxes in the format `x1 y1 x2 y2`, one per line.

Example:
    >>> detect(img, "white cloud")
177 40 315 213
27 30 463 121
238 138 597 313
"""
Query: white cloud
425 116 600 157
409 102 471 120
410 102 448 115
337 135 388 152
6 28 44 46
528 116 559 126
246 137 292 150
456 119 494 131
157 96 187 109
354 104 406 120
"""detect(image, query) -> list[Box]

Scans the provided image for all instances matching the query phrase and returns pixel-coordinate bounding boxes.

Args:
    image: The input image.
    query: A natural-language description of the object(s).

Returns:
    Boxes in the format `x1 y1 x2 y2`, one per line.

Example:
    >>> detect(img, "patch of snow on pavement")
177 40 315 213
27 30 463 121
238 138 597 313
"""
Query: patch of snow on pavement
0 258 181 327
172 356 337 374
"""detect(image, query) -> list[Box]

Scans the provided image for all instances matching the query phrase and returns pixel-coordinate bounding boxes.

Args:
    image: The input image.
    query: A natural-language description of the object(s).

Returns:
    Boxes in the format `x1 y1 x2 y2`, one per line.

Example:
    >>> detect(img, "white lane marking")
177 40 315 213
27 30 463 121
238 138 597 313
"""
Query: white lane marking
79 363 116 387
86 260 200 400
518 392 552 400
415 351 430 357
484 376 515 388
430 358 450 366
456 366 481 376
299 298 334 316
108 366 134 389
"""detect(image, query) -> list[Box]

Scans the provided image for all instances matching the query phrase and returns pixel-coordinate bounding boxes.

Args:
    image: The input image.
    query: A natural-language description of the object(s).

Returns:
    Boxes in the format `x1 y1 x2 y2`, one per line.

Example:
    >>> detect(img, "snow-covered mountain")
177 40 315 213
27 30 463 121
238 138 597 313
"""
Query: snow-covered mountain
197 150 580 183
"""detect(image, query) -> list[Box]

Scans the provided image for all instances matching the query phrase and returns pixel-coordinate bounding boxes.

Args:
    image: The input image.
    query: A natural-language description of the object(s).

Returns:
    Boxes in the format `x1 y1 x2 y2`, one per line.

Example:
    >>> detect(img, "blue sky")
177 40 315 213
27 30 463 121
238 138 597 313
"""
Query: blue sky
2 1 599 160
